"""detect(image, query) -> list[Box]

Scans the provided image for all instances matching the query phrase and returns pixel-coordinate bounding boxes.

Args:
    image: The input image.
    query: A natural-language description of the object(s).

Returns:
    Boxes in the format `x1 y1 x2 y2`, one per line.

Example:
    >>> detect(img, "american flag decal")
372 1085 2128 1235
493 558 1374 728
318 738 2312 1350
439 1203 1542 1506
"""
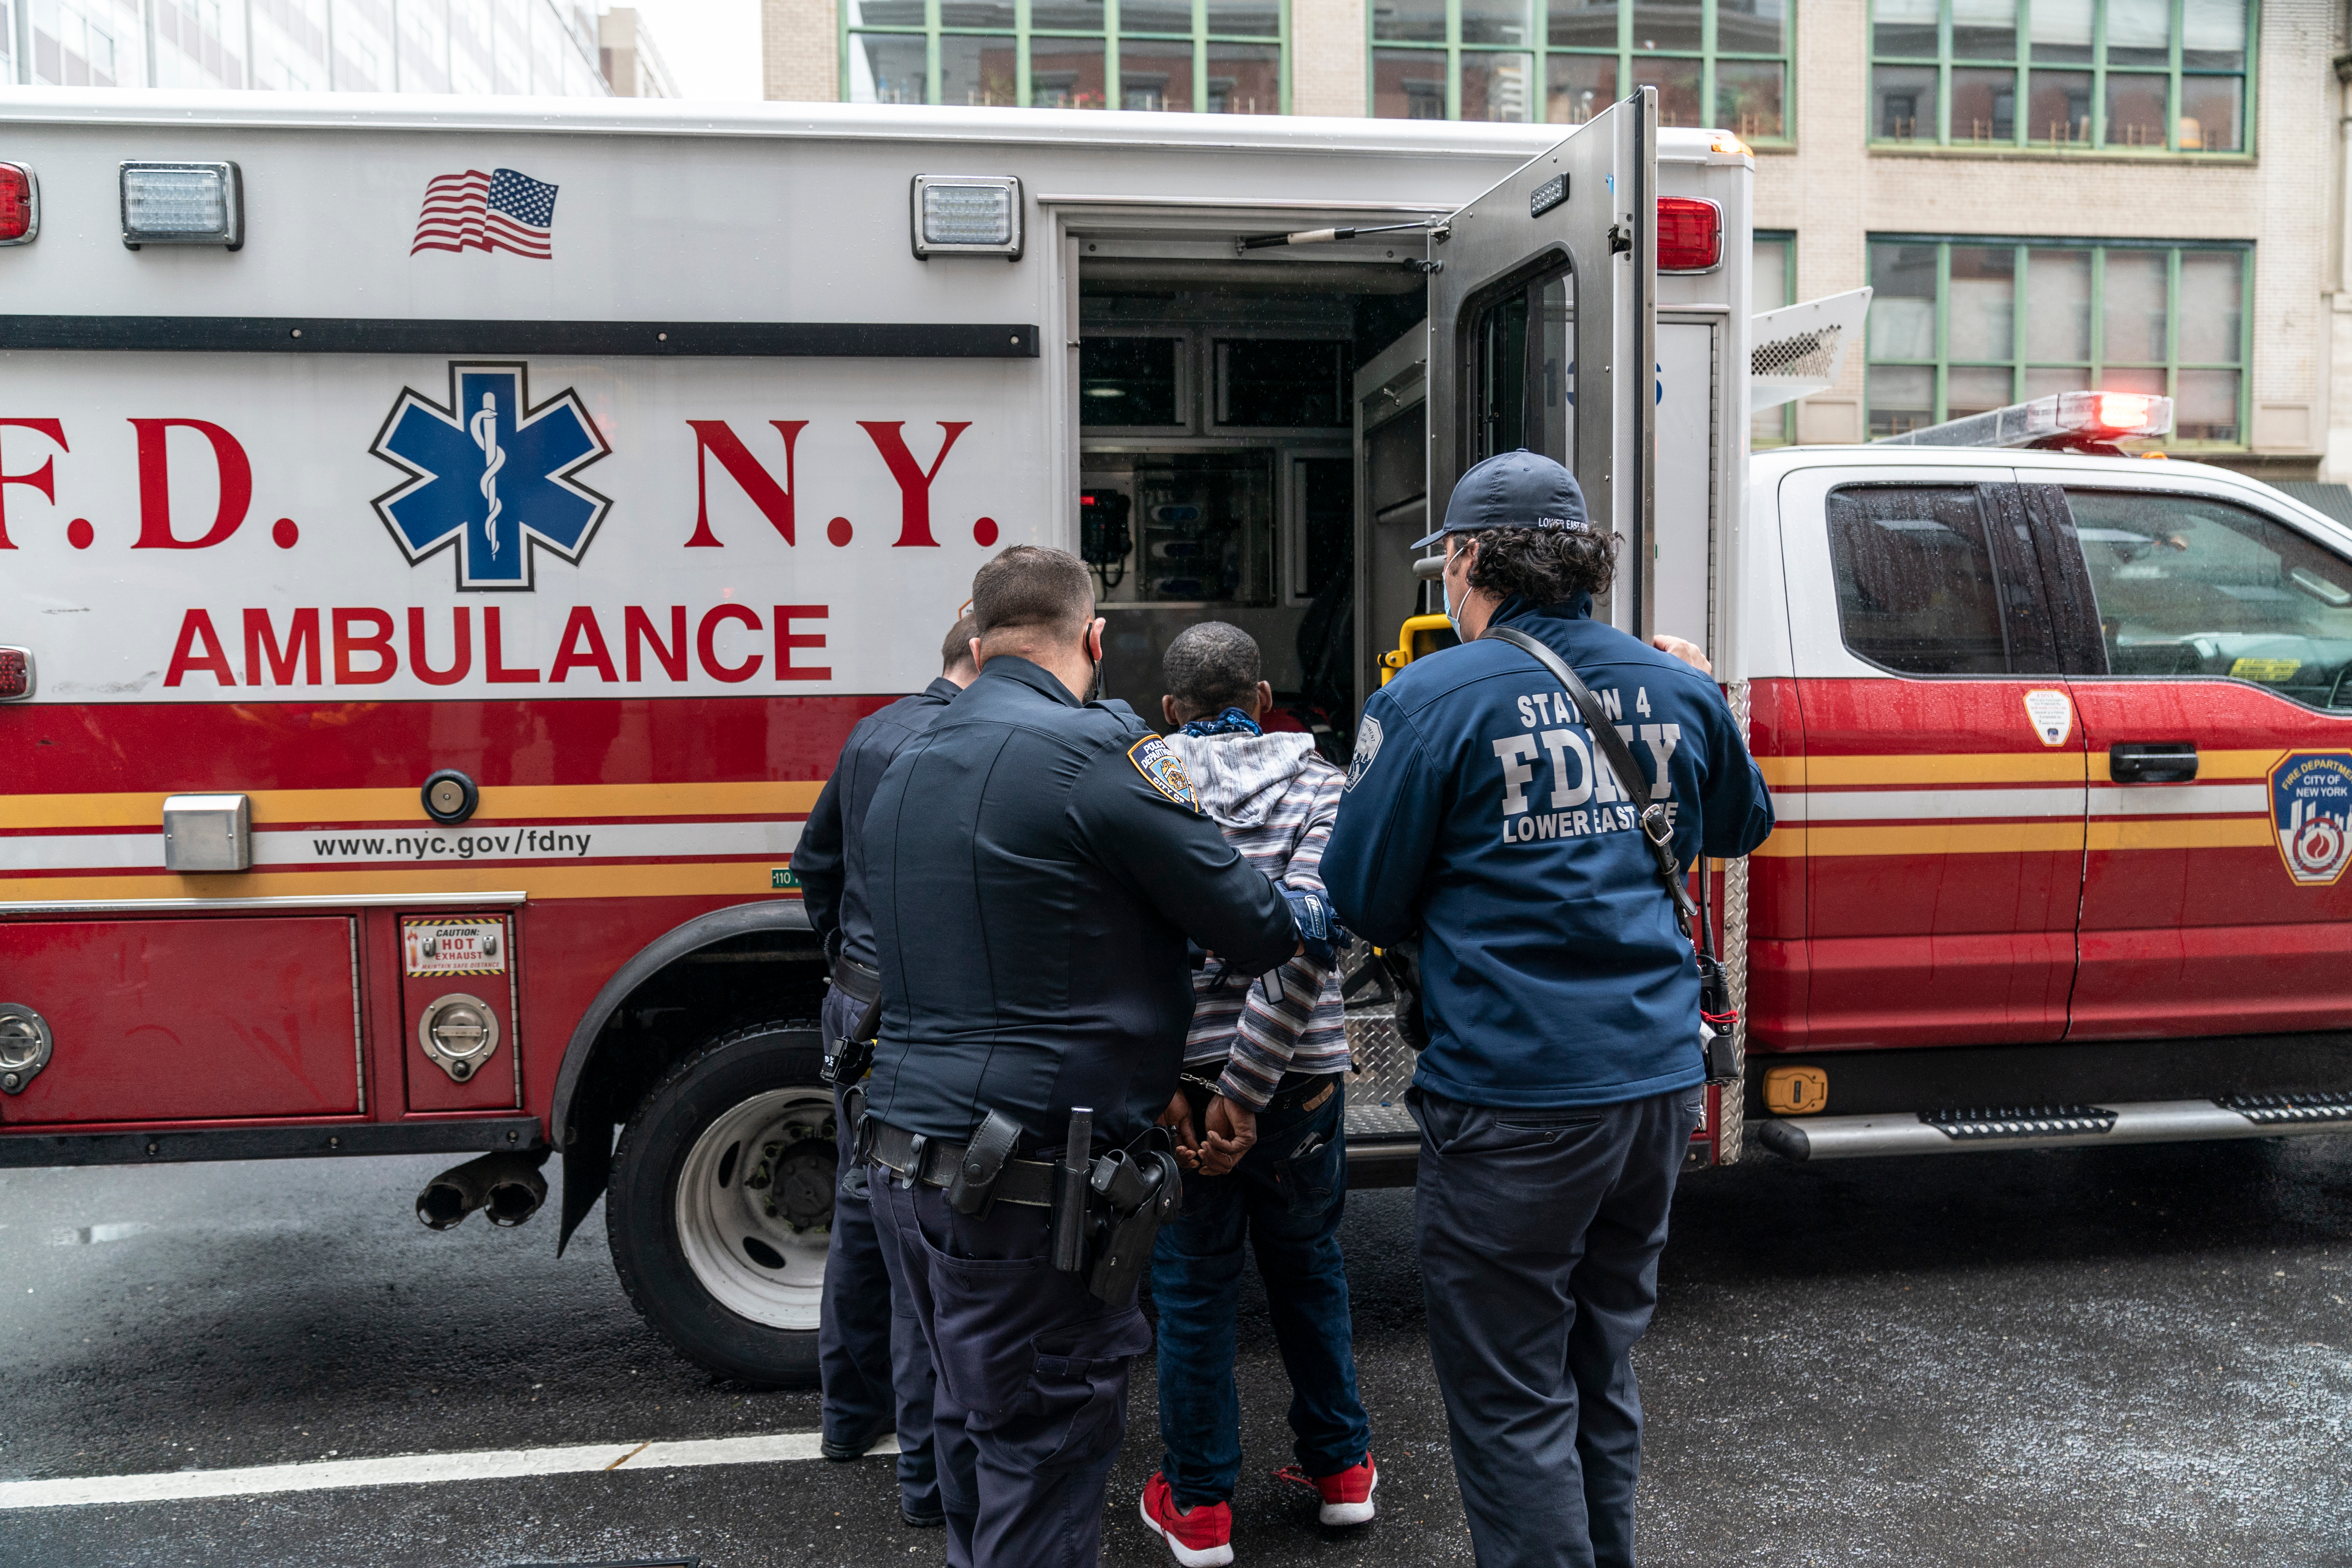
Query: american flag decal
411 167 559 259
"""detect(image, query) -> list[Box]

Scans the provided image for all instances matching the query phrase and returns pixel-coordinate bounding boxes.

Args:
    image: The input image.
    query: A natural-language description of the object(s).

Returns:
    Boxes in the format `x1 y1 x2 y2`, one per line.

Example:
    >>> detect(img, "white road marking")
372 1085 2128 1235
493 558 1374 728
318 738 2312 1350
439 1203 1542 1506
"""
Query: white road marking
0 1430 899 1511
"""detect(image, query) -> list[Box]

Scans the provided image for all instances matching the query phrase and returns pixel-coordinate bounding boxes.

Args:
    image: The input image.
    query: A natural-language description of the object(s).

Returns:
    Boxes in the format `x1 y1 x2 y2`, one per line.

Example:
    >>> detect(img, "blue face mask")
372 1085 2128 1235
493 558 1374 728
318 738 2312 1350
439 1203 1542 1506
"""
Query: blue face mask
1441 548 1465 638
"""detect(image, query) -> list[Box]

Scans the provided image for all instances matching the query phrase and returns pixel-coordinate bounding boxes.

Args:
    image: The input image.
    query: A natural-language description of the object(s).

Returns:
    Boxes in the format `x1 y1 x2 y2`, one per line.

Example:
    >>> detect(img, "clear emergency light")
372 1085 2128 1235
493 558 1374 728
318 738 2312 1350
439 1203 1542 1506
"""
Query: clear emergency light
1655 197 1722 273
0 163 37 246
1877 390 2174 453
911 175 1022 260
120 161 243 250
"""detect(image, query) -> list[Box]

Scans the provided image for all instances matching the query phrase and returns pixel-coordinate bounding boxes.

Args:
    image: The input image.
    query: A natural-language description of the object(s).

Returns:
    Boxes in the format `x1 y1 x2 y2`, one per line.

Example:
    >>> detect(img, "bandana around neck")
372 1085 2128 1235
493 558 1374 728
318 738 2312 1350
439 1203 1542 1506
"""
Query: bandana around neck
1179 706 1263 738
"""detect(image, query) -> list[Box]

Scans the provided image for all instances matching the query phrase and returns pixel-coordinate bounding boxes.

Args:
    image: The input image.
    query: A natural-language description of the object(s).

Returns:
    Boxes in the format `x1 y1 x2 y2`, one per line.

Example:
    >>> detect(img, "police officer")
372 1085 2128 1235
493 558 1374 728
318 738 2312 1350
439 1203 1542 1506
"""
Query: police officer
1321 451 1774 1568
789 613 979 1526
858 545 1318 1568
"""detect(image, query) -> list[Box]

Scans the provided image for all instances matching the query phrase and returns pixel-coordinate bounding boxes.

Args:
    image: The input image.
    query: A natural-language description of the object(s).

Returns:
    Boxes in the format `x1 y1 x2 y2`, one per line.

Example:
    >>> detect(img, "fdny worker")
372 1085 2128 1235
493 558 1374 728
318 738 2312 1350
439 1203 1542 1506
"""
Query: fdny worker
789 612 978 1528
858 545 1314 1568
1321 451 1774 1568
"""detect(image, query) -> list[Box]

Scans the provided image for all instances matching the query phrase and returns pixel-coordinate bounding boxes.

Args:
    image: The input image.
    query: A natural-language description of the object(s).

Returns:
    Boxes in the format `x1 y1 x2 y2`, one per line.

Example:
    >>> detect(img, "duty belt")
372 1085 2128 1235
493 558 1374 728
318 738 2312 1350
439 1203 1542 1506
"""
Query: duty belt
829 955 881 1005
866 1118 1058 1209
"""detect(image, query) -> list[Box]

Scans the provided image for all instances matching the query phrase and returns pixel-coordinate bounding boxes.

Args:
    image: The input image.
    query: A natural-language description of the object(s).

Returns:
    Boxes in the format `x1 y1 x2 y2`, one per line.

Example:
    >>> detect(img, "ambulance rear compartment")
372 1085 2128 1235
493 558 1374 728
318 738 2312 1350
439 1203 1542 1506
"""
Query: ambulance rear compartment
1080 252 1429 749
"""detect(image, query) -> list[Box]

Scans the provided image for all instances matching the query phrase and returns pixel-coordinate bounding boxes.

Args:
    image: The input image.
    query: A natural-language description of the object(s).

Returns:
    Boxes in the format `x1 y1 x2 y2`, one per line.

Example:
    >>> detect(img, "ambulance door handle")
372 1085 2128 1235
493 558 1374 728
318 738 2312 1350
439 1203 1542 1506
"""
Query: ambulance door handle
2109 742 2198 784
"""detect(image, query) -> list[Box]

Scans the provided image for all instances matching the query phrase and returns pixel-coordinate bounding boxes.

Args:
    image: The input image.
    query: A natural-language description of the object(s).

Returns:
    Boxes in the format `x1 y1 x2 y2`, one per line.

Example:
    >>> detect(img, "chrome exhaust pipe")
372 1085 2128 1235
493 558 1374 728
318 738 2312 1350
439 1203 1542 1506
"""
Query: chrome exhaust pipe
1758 1094 2352 1162
417 1149 550 1229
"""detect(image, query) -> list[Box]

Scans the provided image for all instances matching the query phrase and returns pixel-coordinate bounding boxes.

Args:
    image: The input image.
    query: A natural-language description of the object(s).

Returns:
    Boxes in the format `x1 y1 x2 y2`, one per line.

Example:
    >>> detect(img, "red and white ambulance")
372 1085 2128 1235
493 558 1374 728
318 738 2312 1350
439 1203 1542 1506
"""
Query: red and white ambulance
1 88 2343 1387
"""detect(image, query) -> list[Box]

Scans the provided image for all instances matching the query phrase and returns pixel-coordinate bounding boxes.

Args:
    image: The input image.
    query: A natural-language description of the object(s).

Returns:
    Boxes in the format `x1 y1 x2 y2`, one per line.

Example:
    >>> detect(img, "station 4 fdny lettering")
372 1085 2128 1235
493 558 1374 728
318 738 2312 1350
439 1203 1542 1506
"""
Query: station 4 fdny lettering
1491 687 1678 845
2270 751 2352 887
372 361 611 590
1129 735 1202 811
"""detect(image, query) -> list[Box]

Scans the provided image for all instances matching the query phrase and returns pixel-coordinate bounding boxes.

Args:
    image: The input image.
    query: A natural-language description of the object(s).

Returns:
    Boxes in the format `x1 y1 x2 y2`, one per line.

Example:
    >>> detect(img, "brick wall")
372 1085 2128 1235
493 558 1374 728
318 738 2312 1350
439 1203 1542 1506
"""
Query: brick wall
1758 0 2335 462
1292 0 1367 117
763 0 838 102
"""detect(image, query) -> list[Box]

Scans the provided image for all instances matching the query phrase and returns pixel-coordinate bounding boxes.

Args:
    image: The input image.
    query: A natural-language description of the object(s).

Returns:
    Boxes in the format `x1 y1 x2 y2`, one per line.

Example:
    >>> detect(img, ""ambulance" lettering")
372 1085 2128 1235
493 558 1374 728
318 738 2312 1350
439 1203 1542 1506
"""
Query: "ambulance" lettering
163 604 833 687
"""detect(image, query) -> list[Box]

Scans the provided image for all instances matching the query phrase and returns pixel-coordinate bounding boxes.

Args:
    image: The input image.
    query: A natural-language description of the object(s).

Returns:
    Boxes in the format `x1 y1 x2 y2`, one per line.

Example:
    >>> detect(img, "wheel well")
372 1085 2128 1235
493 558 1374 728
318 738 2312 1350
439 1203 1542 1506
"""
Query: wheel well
553 913 827 1254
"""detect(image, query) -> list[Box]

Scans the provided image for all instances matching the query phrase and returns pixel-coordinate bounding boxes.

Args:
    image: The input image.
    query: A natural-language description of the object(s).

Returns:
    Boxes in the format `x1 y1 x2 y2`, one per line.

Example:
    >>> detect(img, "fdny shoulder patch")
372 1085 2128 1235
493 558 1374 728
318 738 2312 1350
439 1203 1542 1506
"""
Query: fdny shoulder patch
1128 735 1202 812
1346 715 1384 791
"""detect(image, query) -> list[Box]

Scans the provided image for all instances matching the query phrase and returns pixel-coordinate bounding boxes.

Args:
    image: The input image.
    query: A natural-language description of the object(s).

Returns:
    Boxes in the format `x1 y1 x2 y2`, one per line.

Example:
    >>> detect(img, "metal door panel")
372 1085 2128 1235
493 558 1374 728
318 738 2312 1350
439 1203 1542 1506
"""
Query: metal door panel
0 916 361 1125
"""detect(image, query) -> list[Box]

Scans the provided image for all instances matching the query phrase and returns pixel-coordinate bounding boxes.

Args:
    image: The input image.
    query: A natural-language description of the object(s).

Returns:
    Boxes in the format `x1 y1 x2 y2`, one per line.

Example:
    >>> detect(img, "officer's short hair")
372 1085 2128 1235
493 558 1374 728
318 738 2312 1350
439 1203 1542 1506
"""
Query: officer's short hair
1162 622 1261 718
971 546 1096 653
941 613 980 674
1459 525 1620 606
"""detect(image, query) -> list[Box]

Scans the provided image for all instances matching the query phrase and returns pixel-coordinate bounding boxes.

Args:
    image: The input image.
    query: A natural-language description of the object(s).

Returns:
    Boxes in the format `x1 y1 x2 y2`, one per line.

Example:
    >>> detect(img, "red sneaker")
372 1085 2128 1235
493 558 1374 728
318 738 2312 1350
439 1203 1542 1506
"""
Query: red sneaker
1140 1471 1234 1567
1274 1455 1378 1526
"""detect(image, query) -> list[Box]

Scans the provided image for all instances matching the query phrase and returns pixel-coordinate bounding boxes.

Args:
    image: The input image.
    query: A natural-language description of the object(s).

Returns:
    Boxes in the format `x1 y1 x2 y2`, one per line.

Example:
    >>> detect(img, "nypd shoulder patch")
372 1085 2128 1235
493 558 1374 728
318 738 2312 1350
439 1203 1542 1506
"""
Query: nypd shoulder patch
1128 735 1202 812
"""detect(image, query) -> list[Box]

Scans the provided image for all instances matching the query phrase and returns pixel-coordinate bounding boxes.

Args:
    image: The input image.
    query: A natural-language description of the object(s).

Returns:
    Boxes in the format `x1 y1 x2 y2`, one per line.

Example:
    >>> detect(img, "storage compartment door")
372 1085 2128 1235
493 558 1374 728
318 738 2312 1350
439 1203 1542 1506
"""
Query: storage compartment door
0 918 361 1124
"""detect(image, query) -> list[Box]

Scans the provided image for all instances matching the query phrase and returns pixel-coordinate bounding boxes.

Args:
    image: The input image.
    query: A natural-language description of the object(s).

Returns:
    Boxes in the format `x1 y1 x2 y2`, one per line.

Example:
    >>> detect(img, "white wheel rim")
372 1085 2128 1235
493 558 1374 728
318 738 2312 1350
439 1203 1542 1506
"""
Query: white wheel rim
674 1086 837 1332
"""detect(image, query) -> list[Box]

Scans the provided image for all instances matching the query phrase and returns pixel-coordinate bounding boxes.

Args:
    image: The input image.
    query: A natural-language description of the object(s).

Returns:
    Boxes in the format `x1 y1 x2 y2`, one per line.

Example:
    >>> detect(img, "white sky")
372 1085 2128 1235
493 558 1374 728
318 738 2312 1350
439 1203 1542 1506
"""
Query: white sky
619 0 766 102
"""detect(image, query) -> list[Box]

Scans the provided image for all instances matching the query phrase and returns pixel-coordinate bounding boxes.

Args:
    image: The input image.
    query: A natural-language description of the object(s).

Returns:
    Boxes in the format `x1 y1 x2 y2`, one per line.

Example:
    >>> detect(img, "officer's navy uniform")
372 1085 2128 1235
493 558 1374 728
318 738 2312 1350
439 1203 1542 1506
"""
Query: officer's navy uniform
1324 589 1773 1568
862 653 1298 1568
790 673 963 1517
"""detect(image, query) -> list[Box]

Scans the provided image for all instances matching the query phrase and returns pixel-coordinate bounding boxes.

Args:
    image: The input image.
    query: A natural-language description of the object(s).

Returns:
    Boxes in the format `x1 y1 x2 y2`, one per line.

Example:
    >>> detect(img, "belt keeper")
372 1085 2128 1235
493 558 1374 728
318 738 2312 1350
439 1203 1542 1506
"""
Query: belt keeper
904 1132 929 1184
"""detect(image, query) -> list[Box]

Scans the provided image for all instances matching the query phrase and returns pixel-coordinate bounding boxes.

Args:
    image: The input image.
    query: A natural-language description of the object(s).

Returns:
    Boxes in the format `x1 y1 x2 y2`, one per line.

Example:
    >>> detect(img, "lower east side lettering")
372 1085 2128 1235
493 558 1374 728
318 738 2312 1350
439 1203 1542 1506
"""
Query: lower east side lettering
162 603 832 688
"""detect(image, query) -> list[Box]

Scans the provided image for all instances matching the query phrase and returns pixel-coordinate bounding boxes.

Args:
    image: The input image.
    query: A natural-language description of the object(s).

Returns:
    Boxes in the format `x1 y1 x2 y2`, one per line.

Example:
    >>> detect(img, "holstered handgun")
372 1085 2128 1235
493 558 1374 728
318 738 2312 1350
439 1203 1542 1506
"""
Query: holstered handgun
822 991 883 1086
1085 1128 1182 1306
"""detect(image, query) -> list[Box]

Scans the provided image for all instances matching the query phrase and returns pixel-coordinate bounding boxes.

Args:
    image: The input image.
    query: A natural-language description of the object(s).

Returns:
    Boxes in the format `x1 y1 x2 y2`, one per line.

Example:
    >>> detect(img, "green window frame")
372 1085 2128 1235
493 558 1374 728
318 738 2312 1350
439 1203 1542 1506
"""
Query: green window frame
1867 0 2253 154
842 0 1289 113
1864 234 2252 448
1368 0 1793 139
1752 229 1795 449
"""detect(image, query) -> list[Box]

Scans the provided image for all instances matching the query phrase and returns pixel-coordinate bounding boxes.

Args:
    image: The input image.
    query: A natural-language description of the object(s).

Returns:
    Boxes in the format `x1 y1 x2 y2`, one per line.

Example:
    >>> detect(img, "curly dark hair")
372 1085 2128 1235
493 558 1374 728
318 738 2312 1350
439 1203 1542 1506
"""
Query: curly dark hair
1459 526 1620 606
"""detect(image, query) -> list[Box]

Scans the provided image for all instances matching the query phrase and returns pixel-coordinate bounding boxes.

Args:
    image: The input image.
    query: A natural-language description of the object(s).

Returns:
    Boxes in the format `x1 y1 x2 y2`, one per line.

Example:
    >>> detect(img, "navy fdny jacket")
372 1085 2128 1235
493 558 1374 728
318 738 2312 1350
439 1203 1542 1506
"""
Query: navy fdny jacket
1322 596 1774 1109
861 656 1298 1148
792 675 965 971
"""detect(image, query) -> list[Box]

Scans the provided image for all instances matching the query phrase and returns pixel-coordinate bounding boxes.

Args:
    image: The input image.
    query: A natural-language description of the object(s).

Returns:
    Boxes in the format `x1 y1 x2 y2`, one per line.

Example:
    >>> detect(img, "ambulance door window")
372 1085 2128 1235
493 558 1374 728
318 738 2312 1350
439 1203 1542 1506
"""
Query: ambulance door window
1788 474 2084 1051
1468 268 1574 467
2039 485 2352 1041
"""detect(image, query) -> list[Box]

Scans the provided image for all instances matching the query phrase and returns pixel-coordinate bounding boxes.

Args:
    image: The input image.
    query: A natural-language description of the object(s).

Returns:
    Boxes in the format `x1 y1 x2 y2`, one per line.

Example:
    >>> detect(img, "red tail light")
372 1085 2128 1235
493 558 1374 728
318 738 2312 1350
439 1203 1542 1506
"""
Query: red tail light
1656 197 1721 273
0 163 34 245
0 647 31 701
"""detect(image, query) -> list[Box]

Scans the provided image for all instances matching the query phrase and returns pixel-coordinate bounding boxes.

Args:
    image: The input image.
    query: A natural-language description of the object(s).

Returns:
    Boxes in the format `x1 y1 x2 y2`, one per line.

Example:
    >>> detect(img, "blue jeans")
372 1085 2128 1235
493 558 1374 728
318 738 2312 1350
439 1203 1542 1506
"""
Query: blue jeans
1151 1078 1371 1510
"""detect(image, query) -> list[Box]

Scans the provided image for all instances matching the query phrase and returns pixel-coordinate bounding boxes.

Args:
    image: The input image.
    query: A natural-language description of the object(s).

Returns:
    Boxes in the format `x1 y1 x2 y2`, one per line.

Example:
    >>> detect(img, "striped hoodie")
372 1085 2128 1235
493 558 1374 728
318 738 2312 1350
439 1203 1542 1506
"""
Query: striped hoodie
1163 730 1349 1109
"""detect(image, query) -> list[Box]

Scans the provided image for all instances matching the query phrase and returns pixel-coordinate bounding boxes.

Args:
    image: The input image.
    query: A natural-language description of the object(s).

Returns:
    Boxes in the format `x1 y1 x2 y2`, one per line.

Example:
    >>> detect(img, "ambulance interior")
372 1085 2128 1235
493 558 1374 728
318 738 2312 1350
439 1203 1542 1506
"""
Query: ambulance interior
1078 252 1440 757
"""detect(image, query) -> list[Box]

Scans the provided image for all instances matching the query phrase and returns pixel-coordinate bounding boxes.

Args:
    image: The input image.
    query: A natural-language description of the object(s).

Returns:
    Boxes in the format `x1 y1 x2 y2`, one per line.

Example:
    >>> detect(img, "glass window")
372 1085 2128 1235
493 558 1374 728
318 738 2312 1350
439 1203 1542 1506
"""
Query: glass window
1826 486 2028 675
1871 0 2250 152
1082 338 1184 426
2059 491 2352 706
1866 237 2248 447
1377 0 1785 135
1216 340 1349 428
848 0 1287 109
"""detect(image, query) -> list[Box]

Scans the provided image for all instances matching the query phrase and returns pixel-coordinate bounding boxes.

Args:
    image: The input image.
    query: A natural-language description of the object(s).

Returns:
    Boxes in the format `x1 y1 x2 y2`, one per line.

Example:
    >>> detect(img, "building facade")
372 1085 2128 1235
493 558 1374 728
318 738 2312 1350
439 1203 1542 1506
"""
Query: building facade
597 4 675 95
5 0 613 98
763 0 2348 479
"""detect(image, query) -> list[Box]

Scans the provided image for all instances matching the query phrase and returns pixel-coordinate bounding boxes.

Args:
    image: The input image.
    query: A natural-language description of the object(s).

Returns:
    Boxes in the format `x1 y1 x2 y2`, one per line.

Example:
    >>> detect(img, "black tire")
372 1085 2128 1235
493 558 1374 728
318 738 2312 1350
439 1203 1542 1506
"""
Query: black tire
607 1021 834 1387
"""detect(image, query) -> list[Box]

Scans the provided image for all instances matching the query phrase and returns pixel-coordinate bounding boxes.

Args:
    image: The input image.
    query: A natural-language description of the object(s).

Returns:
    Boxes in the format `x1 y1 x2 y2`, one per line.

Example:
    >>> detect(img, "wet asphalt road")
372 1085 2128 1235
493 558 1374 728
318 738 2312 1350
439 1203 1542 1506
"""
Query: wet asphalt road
2 1133 2349 1568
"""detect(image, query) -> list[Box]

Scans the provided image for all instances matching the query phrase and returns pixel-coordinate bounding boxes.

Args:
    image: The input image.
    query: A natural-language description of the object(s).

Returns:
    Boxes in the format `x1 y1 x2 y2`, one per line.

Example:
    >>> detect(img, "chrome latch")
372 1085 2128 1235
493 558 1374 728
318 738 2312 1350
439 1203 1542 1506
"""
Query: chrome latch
419 993 501 1083
0 1003 53 1094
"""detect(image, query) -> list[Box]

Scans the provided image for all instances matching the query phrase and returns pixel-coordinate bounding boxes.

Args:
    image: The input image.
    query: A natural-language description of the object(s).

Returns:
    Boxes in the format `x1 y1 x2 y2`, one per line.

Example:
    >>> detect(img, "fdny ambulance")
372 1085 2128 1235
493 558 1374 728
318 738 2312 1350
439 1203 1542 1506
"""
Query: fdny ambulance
0 89 2343 1388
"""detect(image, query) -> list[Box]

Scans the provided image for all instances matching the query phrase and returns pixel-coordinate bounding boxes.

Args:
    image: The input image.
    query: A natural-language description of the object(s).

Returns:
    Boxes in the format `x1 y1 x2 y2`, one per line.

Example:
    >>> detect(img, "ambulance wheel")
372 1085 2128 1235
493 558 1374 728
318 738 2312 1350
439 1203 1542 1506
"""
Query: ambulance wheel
607 1022 835 1388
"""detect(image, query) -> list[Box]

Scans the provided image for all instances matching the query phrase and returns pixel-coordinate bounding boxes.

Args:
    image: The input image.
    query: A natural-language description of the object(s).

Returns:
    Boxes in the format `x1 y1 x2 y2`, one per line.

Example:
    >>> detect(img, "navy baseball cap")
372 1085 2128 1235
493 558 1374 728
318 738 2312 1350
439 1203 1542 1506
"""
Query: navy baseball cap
1412 448 1590 549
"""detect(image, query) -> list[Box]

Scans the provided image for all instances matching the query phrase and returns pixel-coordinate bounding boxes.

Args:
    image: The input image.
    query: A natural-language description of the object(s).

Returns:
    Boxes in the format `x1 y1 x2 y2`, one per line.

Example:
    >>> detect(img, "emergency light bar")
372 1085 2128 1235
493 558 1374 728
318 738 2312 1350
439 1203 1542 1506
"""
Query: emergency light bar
120 161 243 250
1655 197 1722 273
1876 390 2174 453
911 175 1022 260
0 163 37 246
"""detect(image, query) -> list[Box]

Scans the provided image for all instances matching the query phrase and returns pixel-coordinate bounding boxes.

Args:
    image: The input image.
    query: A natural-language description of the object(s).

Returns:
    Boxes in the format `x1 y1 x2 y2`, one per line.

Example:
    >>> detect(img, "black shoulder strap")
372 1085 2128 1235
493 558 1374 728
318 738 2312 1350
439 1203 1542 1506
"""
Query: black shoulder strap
1488 626 1699 922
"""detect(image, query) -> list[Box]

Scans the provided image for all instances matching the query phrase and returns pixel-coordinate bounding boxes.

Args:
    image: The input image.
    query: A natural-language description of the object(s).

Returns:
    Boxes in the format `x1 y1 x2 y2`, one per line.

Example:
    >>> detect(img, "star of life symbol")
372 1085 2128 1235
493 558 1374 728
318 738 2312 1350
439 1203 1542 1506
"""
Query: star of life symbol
370 361 610 590
2269 751 2352 887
